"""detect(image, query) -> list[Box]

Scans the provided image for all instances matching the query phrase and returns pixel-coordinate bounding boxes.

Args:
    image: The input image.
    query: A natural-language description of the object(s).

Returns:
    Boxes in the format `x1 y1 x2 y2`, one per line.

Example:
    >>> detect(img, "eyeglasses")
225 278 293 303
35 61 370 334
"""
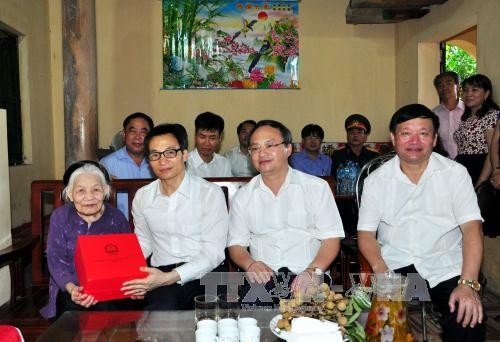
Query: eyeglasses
148 148 182 161
248 141 286 155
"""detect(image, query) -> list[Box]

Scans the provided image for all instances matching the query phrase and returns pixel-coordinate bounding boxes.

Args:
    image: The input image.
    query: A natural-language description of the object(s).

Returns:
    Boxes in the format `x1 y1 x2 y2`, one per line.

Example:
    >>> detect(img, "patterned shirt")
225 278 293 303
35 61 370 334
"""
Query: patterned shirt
40 203 130 318
454 109 498 155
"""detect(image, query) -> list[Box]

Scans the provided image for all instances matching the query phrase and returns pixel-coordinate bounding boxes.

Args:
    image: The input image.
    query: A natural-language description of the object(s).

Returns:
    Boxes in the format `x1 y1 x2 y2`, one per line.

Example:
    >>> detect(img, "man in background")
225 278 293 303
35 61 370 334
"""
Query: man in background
187 112 232 177
224 119 258 176
290 123 332 176
331 114 379 179
432 71 464 159
101 112 155 216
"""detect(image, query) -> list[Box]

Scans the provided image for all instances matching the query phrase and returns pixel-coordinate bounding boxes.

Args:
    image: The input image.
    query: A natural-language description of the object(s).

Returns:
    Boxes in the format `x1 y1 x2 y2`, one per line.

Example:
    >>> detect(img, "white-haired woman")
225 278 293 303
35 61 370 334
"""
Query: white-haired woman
40 161 130 319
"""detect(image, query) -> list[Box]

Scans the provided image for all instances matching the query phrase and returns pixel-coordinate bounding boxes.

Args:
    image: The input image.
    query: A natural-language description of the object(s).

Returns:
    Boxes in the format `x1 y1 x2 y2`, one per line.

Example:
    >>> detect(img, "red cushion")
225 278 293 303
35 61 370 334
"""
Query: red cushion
0 325 24 342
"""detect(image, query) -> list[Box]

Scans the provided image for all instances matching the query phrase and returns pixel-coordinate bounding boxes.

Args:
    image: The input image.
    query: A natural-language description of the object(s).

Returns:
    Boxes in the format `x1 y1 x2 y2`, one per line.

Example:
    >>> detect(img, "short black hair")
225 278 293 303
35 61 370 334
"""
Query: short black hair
123 112 154 130
249 120 293 145
389 104 440 134
195 112 225 134
144 123 188 155
301 124 324 140
237 120 257 134
433 71 460 87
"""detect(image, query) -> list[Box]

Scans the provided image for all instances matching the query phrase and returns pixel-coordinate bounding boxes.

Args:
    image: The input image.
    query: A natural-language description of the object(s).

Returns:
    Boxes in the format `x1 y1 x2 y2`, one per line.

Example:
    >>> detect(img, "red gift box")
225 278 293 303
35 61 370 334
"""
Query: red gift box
75 233 147 301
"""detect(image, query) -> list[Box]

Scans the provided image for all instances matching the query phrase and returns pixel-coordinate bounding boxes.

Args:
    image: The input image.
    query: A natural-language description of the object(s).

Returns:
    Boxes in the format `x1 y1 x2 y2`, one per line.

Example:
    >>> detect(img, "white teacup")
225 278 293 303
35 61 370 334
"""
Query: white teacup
239 325 260 342
195 327 217 342
217 317 238 330
238 317 258 329
196 319 217 334
218 325 239 342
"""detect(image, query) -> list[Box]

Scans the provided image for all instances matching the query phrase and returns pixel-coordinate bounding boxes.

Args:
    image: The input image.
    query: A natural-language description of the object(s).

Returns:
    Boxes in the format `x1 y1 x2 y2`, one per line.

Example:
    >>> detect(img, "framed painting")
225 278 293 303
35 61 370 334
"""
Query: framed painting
162 0 299 89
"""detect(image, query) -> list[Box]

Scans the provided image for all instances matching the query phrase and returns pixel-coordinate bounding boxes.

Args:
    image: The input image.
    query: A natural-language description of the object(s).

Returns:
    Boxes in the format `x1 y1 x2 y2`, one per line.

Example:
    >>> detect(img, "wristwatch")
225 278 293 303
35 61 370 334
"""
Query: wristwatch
457 278 481 292
305 266 323 276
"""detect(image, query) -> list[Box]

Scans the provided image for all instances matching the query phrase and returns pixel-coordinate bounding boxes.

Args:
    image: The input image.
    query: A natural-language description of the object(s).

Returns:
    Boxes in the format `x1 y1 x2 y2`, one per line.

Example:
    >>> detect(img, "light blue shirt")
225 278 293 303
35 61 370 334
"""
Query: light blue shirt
100 146 155 216
290 151 332 176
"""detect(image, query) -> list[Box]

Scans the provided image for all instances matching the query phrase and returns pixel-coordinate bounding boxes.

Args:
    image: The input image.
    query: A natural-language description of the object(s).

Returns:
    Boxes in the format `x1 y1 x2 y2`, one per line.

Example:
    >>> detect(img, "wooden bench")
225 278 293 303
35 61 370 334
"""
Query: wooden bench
0 232 38 305
30 176 340 287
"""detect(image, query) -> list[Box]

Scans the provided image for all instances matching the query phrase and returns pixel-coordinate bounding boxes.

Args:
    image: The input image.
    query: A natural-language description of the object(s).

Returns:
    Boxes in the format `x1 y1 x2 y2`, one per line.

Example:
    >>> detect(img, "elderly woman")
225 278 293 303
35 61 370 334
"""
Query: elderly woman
454 74 499 187
40 161 130 319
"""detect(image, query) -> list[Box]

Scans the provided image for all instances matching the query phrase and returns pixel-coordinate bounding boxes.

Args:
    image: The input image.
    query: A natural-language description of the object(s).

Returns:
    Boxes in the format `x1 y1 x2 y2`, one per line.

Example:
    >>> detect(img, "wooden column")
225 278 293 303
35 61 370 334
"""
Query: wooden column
62 0 98 167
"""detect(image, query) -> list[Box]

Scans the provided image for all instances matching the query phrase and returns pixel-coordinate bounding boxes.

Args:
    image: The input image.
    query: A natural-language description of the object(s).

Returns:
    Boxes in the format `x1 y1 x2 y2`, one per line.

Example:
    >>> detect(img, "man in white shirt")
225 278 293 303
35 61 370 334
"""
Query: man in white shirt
357 104 484 341
187 112 232 177
432 71 465 159
121 123 228 310
228 120 344 307
224 119 258 176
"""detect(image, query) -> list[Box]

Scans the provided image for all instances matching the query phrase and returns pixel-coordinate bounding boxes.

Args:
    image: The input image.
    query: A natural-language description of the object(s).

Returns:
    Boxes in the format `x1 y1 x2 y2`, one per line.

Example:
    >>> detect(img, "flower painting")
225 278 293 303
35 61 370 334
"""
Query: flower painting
162 0 299 89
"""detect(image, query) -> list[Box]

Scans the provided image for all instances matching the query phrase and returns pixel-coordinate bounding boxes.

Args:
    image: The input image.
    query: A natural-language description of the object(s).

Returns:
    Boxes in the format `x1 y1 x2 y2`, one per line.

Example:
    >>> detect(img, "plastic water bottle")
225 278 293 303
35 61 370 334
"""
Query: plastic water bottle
345 161 360 195
336 164 345 195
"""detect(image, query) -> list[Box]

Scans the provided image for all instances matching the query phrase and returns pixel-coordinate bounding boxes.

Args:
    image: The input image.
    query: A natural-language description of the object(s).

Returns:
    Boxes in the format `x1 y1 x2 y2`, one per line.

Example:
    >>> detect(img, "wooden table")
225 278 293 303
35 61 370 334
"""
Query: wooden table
37 309 284 341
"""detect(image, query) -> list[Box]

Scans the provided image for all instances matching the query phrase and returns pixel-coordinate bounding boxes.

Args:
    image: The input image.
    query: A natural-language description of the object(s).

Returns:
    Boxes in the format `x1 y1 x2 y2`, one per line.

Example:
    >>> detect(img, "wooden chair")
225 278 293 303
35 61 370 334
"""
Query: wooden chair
0 233 37 305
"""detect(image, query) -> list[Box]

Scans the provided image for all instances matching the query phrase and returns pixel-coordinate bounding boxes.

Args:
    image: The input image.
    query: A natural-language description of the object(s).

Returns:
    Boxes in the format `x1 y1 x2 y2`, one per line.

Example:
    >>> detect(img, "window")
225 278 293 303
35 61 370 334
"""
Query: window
0 28 23 165
440 26 477 82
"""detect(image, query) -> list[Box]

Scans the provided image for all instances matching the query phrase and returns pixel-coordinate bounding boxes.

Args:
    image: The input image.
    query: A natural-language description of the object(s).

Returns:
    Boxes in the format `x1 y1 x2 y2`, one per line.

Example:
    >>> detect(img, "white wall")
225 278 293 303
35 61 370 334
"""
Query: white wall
395 0 500 295
0 109 12 305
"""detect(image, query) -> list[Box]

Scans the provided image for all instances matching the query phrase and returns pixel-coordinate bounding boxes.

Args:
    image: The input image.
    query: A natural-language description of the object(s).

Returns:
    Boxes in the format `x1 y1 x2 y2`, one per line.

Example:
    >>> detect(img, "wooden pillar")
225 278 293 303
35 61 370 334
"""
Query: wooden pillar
62 0 98 167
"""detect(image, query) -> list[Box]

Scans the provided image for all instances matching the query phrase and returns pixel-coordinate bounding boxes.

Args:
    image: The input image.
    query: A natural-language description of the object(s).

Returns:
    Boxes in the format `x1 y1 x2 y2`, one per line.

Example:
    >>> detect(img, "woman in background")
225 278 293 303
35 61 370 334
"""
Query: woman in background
40 161 130 319
454 74 499 187
490 117 500 188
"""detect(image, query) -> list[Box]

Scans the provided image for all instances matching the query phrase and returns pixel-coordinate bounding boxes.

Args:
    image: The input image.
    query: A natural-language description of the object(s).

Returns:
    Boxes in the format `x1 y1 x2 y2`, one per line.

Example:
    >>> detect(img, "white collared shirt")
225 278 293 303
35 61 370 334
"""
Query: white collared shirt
224 146 258 177
357 153 482 287
432 100 464 159
187 148 232 177
132 173 229 284
228 167 344 274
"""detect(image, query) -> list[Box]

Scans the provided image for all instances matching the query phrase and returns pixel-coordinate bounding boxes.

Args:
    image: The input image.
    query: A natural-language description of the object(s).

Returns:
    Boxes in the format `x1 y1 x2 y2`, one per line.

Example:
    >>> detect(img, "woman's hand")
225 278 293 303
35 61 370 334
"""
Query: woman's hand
66 283 98 308
490 169 500 189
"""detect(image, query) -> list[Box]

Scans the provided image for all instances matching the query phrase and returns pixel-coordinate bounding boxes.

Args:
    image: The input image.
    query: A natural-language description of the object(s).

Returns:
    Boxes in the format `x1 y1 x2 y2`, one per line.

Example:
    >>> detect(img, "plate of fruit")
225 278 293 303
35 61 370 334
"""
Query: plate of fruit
270 283 372 341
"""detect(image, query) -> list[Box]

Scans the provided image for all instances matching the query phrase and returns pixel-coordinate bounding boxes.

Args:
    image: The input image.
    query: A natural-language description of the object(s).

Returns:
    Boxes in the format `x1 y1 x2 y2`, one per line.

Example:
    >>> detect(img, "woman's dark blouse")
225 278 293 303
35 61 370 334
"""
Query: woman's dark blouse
40 202 130 318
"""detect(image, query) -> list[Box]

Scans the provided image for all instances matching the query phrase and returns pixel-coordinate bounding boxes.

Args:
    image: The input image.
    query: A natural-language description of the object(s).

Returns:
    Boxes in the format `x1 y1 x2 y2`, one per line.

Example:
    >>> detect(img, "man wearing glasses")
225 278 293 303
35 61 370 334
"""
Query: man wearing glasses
101 112 155 217
121 123 228 310
228 120 344 307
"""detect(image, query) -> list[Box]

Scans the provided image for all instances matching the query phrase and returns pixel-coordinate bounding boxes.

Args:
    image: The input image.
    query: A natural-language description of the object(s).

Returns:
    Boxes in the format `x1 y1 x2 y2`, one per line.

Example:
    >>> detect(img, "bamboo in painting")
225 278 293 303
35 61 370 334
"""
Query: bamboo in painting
162 0 299 89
